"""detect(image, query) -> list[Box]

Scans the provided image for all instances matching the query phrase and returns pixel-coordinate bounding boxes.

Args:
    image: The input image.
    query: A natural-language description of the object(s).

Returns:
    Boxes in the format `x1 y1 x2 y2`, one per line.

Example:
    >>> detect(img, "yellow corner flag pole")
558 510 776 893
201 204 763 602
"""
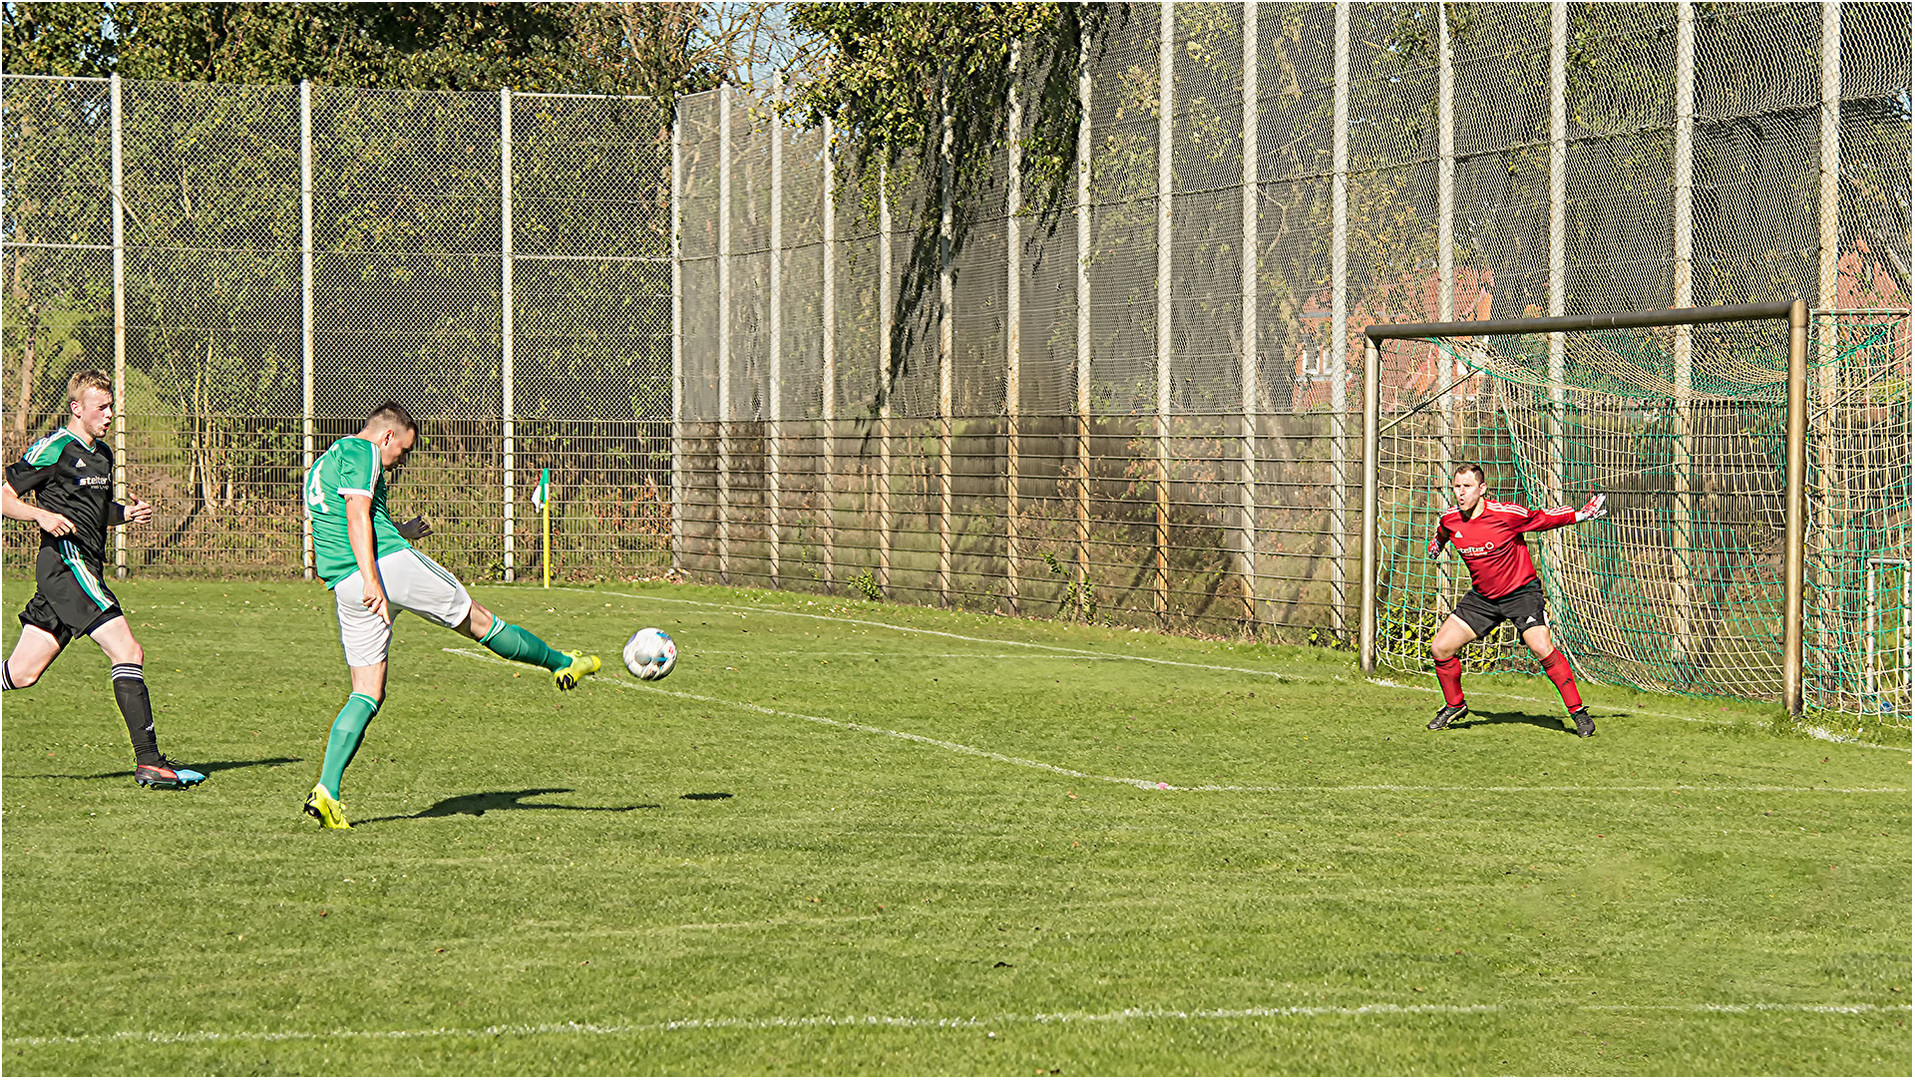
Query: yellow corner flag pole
535 467 551 588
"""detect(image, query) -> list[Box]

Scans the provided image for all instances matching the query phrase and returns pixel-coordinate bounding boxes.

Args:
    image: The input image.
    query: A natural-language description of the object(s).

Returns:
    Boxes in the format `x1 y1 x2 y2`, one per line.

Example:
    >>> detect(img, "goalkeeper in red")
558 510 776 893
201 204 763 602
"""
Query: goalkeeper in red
1425 464 1607 738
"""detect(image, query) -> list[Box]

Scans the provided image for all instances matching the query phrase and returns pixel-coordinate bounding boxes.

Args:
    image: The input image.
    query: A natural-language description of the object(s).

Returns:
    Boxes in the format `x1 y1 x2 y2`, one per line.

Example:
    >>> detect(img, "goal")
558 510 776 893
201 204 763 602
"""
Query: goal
1357 302 1911 721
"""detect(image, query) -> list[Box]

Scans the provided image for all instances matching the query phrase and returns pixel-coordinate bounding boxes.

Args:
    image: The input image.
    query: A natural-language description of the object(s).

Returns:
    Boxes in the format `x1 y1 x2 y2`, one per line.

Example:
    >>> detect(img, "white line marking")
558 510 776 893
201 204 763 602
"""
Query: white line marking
549 586 1302 680
1365 677 1911 752
444 648 1169 789
442 649 1906 796
553 587 1913 752
8 1001 1904 1048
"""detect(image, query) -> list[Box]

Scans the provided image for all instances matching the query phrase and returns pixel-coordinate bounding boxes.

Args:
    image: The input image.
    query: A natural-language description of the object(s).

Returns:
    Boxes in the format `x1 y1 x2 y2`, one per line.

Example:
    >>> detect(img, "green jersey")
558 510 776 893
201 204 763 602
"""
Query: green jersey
305 436 411 587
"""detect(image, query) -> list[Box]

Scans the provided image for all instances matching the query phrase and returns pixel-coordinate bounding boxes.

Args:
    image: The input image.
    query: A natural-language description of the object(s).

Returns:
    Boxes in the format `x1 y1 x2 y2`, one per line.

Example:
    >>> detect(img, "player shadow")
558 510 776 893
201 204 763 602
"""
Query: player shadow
353 788 659 824
1448 709 1579 736
6 756 302 782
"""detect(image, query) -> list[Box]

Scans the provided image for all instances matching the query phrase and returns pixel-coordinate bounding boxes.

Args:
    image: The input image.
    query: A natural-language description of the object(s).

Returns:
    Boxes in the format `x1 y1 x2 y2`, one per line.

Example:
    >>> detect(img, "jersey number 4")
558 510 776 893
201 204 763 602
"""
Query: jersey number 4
305 467 327 513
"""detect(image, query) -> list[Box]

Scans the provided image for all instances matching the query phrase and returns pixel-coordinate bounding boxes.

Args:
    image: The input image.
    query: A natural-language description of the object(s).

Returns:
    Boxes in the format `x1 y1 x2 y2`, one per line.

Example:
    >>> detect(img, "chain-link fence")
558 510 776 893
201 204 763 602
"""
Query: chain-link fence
4 77 672 582
674 1 1910 717
4 3 1909 717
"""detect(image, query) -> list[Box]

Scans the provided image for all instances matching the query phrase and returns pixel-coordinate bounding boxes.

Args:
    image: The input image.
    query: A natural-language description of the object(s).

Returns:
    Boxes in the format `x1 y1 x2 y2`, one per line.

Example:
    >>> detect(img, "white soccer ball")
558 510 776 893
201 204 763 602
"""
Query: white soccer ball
623 627 677 681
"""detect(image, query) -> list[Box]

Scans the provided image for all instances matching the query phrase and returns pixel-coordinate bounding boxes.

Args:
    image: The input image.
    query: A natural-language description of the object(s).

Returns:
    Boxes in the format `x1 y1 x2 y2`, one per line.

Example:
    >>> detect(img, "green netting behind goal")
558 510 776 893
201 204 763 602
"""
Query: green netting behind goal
1374 312 1909 721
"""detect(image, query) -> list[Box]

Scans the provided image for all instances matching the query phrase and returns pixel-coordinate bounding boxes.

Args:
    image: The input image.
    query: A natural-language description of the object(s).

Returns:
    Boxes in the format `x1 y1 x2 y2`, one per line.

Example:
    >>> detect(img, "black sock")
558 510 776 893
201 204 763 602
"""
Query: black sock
112 664 161 766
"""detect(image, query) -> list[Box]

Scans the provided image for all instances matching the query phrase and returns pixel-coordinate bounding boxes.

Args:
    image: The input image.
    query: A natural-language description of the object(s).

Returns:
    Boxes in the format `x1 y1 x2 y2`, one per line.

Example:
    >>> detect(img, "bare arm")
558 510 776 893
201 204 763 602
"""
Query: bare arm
1 482 75 537
345 494 390 625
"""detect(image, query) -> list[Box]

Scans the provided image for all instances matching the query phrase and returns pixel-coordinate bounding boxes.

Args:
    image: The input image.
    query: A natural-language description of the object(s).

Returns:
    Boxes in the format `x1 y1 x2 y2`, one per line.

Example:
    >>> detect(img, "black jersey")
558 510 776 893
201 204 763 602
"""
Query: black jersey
6 427 116 563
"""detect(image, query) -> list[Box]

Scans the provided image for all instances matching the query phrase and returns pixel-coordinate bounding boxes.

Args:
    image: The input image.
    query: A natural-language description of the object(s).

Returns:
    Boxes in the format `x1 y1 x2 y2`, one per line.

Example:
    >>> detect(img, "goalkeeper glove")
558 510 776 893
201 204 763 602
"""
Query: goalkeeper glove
1575 492 1607 523
1427 535 1446 558
395 514 433 541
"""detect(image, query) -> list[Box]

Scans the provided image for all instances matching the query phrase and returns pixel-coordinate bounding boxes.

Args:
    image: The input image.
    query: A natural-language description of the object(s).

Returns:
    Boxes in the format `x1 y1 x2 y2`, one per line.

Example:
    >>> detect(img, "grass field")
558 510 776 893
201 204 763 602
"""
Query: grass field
2 577 1908 1075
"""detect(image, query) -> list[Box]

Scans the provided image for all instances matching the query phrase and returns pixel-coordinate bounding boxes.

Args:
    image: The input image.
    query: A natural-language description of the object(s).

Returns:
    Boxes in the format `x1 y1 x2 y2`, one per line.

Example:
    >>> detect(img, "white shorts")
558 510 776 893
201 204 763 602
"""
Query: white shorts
333 548 474 667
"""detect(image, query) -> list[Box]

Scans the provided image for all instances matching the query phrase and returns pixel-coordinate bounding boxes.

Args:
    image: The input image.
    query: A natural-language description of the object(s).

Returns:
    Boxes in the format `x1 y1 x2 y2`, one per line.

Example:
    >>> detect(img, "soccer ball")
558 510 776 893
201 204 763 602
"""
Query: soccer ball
623 627 677 681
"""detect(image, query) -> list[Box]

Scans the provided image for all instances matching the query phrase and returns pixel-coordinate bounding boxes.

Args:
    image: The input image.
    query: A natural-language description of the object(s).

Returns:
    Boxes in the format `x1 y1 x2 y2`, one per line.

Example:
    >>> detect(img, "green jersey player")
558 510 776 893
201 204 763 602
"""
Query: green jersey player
301 402 599 829
2 370 203 788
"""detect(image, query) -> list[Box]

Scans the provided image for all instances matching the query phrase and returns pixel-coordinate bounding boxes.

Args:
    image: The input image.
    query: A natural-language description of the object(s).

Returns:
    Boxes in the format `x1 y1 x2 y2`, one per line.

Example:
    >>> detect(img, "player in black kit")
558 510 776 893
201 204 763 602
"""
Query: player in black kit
2 370 204 788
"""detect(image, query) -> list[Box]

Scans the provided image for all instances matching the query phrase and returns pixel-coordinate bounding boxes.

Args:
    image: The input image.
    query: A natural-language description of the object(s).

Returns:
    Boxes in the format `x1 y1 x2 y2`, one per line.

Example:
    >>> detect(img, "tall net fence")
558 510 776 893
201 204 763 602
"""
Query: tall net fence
674 2 1909 719
3 77 672 583
1372 311 1909 718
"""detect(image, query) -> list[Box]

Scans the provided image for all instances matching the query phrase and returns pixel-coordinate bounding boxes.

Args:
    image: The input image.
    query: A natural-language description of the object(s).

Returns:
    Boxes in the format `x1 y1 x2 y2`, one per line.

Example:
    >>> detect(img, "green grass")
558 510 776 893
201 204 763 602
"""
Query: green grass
3 577 1909 1075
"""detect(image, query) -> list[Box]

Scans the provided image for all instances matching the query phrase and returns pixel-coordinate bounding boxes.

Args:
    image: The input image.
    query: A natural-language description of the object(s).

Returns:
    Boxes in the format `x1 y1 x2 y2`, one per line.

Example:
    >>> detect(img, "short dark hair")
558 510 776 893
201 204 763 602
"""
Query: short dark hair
1452 463 1486 483
366 401 418 436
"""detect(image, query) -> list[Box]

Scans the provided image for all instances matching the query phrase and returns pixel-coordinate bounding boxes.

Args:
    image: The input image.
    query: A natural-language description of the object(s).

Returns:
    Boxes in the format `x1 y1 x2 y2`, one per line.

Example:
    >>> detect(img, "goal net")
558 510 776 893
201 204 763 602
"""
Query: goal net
1368 307 1909 721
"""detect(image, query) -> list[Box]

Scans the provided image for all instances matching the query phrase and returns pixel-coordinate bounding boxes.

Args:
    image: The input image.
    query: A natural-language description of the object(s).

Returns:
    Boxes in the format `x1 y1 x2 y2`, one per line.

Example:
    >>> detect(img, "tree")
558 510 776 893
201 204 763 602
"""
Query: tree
2 3 785 98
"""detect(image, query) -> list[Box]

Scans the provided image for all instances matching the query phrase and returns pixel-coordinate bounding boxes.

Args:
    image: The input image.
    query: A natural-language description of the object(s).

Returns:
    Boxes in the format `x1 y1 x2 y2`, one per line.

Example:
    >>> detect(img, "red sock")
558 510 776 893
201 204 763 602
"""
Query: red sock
1433 656 1464 707
1541 649 1583 712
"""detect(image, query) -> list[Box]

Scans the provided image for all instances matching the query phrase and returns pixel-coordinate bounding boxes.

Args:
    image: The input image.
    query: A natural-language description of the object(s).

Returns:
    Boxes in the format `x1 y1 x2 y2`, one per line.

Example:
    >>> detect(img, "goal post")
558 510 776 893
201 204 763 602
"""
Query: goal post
1359 300 1813 716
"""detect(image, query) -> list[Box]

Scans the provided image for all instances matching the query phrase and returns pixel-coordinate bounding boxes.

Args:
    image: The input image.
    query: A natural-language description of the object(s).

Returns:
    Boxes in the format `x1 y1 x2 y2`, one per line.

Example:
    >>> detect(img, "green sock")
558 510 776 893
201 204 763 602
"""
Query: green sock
479 619 570 672
319 692 380 799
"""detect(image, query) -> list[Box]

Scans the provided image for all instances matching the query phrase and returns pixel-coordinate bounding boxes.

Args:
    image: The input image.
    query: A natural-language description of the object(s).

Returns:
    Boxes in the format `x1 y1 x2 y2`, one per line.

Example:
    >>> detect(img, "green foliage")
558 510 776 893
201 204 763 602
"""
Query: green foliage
848 567 883 602
2 2 725 97
2 581 1908 1073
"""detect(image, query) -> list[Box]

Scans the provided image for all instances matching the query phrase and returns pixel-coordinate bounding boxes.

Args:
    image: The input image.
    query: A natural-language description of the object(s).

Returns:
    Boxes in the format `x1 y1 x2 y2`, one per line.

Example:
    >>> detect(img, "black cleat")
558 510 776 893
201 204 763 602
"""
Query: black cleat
1428 702 1469 730
1570 707 1596 738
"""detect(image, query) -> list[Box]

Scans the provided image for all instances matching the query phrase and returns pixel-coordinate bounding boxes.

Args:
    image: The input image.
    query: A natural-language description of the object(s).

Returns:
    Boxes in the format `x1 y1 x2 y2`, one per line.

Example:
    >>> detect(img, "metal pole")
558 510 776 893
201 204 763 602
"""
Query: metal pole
111 74 125 579
1006 44 1023 616
1673 1 1695 662
1360 337 1380 672
1436 1 1456 501
718 84 732 583
1239 0 1258 635
1819 0 1842 308
1156 0 1173 630
1331 0 1350 639
1785 299 1808 716
878 162 893 595
302 80 315 581
501 88 516 583
938 73 955 607
821 117 837 592
670 91 684 578
769 86 783 590
1544 0 1568 614
1076 35 1093 621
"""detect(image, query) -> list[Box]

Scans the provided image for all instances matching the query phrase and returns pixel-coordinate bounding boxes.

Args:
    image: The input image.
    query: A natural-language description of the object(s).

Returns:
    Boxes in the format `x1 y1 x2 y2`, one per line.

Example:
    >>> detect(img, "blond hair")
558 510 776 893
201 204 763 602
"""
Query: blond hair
66 370 112 408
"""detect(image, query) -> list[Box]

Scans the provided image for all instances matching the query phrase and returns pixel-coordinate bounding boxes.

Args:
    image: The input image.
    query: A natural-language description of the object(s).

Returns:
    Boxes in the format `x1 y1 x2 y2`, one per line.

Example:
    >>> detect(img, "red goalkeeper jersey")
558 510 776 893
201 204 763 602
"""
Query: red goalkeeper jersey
1432 497 1579 600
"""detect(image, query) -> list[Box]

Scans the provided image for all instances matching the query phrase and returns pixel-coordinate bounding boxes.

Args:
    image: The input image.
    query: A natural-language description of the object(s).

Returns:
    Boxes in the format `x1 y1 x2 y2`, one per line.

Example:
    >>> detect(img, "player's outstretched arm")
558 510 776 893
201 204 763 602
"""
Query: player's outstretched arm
1 481 75 536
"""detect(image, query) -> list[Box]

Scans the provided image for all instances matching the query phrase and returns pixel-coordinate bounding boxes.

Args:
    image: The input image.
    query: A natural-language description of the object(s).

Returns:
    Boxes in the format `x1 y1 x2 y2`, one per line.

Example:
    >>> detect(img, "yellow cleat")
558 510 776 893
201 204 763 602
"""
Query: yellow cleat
304 783 352 829
553 651 600 691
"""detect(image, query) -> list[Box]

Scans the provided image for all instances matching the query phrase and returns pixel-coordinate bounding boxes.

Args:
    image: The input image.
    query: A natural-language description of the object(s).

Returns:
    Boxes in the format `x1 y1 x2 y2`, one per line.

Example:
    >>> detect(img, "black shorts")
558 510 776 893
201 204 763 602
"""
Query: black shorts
18 544 123 648
1451 578 1548 639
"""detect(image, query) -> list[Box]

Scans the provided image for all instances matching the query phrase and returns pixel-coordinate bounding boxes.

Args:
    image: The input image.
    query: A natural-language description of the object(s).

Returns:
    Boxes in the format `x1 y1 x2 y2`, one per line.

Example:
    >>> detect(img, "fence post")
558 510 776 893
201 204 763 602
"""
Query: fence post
769 88 784 590
1360 336 1380 672
111 74 125 579
670 92 684 578
1546 2 1568 585
938 73 955 607
1076 32 1093 621
1239 0 1258 635
1005 43 1023 616
501 87 516 583
1435 0 1456 548
821 118 837 592
1331 0 1350 640
1155 0 1173 630
302 80 315 581
1784 300 1808 717
877 162 893 595
1673 2 1695 662
718 84 733 584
